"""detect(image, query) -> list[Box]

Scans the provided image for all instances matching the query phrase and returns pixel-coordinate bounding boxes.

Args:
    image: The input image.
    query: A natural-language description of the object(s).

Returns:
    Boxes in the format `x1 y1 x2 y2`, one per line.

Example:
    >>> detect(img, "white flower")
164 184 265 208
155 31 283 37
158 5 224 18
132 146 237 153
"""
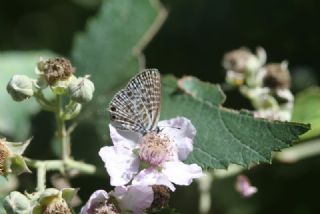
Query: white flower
80 185 154 214
112 185 154 214
99 117 203 191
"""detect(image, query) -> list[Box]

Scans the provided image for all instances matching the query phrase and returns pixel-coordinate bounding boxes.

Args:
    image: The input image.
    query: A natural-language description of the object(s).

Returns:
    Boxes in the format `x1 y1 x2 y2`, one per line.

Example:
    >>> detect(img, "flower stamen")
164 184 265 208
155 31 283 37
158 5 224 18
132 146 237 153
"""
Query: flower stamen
139 132 173 166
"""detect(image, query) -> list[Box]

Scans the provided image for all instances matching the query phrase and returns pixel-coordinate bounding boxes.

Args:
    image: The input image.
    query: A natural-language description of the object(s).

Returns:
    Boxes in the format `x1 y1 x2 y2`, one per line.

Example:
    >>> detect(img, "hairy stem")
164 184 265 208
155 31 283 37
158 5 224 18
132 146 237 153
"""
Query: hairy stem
25 158 96 175
56 95 70 162
36 162 46 192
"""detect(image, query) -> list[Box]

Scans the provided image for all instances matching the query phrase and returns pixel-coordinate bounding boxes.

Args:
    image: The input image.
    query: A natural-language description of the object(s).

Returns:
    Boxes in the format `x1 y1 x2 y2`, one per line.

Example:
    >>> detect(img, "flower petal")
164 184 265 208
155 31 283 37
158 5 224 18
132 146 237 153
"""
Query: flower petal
132 168 175 191
163 161 203 186
80 190 109 214
109 124 141 148
158 117 196 160
235 175 258 197
113 185 154 214
99 146 139 186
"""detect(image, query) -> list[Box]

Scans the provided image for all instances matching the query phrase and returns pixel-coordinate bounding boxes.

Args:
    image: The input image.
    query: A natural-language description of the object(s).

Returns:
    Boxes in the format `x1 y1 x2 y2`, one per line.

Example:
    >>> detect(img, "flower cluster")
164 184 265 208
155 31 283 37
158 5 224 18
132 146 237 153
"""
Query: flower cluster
222 47 294 121
3 57 97 213
7 57 95 112
82 117 203 213
3 188 77 213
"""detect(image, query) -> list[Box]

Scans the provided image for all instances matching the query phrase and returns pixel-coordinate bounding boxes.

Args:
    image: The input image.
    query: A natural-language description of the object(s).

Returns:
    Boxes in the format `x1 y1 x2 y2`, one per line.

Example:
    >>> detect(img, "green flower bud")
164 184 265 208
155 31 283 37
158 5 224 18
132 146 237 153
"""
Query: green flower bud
223 47 266 87
7 75 34 101
3 191 32 214
63 102 82 120
69 76 95 103
0 138 31 176
50 75 76 95
33 188 77 214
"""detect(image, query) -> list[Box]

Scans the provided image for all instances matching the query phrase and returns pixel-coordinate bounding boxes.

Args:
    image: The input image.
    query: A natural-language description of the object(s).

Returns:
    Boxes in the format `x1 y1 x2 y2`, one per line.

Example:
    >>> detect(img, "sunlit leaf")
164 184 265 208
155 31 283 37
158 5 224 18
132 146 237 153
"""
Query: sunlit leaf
161 76 309 169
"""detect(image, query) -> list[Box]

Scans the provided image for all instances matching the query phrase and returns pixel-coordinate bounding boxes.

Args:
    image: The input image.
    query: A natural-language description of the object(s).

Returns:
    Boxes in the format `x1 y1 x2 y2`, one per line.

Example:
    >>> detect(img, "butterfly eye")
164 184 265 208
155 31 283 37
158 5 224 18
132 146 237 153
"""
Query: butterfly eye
110 106 116 112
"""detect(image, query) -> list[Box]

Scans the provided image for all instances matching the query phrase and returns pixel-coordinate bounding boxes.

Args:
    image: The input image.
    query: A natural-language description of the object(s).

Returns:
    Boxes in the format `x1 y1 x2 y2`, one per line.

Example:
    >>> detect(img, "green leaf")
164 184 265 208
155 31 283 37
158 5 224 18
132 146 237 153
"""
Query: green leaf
177 76 226 105
292 87 320 140
72 0 167 112
161 76 309 169
0 51 55 140
70 0 167 164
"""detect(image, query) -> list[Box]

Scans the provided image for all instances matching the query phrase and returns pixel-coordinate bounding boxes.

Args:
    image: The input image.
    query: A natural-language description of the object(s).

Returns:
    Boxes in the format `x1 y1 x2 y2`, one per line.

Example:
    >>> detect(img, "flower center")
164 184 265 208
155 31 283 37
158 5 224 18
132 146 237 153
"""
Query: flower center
139 132 173 166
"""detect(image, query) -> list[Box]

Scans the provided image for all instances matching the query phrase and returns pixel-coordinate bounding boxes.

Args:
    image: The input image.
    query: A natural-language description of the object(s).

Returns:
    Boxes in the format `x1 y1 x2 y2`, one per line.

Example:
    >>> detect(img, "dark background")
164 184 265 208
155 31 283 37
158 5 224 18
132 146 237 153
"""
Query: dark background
1 0 320 213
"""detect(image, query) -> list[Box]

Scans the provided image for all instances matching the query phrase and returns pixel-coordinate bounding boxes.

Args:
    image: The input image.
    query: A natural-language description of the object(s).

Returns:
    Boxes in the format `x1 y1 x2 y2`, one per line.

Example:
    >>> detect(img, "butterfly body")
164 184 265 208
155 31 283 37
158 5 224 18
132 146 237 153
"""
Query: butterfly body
108 69 161 136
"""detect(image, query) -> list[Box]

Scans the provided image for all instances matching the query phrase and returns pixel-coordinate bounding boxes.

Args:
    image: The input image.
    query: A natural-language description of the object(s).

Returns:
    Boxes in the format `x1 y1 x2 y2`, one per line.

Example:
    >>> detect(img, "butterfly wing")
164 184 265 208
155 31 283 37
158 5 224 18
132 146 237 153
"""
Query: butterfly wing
108 69 161 134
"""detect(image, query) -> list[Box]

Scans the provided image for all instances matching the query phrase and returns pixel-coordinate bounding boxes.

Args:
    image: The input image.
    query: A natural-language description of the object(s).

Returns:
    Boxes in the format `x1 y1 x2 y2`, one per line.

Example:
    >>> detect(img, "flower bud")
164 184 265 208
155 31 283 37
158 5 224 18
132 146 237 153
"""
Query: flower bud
34 188 77 214
150 185 170 210
63 102 82 120
3 191 32 213
0 138 31 176
262 61 291 89
39 57 75 86
69 76 95 103
223 47 266 87
50 75 76 95
223 47 254 74
7 75 34 101
42 198 72 214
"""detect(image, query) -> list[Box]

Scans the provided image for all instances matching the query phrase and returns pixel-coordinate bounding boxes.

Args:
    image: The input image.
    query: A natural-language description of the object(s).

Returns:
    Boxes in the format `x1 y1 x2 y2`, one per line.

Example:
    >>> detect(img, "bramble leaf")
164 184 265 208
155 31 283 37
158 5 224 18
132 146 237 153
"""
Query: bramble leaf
161 76 309 169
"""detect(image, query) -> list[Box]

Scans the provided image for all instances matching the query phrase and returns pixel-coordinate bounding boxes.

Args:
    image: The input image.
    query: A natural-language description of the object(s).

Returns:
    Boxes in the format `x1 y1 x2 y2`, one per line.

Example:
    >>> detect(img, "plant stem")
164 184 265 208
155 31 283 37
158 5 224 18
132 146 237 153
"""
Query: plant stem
56 95 69 162
25 158 96 175
36 162 46 192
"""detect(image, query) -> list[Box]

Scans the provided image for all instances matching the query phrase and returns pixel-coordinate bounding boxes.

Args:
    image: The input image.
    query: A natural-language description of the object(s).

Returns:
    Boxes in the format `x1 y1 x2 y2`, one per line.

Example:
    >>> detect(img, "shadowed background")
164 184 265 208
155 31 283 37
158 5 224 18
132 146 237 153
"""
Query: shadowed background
1 0 320 213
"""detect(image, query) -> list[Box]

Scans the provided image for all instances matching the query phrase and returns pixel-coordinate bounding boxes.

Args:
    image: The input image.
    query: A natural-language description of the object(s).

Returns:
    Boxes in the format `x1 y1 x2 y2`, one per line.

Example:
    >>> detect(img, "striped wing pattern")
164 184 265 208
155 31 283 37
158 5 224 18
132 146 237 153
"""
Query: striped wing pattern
108 69 161 134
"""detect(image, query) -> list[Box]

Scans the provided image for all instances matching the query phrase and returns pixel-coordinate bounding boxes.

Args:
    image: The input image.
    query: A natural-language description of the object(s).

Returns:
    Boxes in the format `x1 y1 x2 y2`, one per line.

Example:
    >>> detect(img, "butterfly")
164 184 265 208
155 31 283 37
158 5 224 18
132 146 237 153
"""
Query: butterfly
108 69 161 135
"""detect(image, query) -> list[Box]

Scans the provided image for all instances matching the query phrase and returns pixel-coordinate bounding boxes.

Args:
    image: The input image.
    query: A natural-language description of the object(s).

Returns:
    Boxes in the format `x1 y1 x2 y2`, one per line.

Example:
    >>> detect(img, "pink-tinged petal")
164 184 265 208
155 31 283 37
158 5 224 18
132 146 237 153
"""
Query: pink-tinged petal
158 117 196 161
109 124 141 148
163 161 203 186
113 185 154 214
235 175 258 197
80 190 109 214
132 168 175 191
99 146 139 186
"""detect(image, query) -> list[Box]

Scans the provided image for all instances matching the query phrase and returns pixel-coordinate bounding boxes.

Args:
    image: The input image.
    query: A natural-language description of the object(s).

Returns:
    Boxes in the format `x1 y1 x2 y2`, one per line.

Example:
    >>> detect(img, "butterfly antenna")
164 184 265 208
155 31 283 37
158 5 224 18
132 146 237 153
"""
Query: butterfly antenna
158 125 181 131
